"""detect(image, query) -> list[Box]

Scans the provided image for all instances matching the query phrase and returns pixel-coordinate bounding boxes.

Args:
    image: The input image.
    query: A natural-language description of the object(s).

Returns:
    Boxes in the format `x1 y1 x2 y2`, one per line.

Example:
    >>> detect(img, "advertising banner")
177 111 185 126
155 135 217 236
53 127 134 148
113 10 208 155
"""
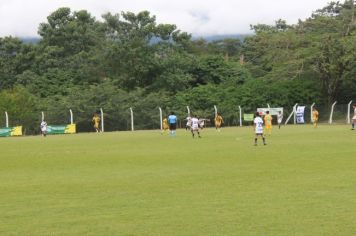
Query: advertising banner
47 124 76 135
0 126 23 137
257 108 283 116
296 106 305 124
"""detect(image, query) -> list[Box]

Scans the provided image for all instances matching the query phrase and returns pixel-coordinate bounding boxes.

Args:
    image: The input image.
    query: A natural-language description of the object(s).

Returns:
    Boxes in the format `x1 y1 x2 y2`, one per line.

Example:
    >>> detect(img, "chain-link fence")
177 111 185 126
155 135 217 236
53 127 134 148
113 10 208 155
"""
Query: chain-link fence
1 102 354 135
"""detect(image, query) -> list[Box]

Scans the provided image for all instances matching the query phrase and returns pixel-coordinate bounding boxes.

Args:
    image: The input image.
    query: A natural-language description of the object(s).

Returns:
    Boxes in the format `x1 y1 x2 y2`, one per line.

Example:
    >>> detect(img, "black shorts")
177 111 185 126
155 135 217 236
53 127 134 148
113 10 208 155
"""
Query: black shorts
169 123 176 130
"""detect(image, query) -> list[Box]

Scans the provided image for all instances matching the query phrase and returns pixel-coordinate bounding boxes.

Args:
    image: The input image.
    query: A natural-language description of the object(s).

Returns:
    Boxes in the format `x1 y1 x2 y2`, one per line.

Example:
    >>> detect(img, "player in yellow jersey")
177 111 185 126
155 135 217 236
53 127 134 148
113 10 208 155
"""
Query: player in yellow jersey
264 111 273 135
312 107 319 128
215 113 224 132
162 117 169 134
92 113 101 132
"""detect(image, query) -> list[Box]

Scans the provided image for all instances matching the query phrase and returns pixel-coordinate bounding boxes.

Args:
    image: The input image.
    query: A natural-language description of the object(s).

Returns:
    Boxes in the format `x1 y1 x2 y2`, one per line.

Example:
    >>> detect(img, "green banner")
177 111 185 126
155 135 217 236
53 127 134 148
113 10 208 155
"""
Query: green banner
243 114 254 121
0 126 23 137
47 124 76 135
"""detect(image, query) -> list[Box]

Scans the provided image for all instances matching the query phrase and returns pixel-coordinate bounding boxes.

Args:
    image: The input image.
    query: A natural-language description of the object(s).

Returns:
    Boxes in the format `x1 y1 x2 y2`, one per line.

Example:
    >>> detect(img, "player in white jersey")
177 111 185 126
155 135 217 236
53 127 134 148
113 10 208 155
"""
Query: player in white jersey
277 111 283 129
185 115 192 131
254 112 266 146
352 104 356 130
190 115 201 138
40 120 47 137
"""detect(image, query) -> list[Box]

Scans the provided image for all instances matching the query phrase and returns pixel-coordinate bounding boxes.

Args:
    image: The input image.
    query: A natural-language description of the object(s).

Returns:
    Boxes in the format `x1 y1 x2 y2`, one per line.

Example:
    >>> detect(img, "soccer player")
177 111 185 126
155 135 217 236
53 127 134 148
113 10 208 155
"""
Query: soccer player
190 114 201 138
277 111 283 129
40 120 47 137
92 113 101 132
215 113 224 132
264 111 273 135
352 104 356 130
254 112 266 146
168 112 177 136
312 107 319 128
162 117 169 134
185 114 192 131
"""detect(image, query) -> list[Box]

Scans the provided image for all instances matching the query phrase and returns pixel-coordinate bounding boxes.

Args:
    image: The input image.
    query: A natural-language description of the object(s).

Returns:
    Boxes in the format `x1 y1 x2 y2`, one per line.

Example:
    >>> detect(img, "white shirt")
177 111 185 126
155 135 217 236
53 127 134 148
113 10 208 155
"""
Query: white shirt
40 121 47 132
191 117 199 130
186 117 192 126
353 108 356 119
277 113 283 123
254 117 264 134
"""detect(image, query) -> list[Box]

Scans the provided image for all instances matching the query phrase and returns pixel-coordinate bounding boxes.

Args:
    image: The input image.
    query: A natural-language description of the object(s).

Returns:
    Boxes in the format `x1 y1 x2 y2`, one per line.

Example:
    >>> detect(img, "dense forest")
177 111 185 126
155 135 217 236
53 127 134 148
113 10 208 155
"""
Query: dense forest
0 1 355 133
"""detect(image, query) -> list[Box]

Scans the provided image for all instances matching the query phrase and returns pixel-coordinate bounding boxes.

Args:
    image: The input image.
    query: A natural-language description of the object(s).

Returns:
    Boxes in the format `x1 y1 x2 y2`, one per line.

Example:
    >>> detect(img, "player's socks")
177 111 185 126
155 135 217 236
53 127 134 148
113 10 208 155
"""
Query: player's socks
254 138 257 145
352 123 355 130
263 137 266 145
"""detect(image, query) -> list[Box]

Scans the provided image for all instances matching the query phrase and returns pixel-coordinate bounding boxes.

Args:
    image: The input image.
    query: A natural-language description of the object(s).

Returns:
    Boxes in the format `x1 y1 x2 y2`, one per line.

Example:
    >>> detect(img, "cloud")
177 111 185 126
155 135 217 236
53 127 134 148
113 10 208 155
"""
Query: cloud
0 0 331 37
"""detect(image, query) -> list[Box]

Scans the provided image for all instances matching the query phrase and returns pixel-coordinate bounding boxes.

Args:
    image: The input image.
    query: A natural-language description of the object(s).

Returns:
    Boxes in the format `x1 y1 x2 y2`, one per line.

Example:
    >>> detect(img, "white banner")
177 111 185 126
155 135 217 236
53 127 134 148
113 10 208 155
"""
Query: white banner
296 106 305 124
257 107 283 116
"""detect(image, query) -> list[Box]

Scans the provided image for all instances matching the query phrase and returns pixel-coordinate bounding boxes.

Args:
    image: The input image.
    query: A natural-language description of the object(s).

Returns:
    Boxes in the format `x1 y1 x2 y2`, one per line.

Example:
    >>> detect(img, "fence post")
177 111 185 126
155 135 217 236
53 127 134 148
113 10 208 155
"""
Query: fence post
100 108 104 132
285 103 298 125
159 107 163 130
347 100 353 124
5 111 9 128
238 106 242 127
310 103 315 123
69 109 73 124
214 105 218 118
329 101 337 124
130 107 134 131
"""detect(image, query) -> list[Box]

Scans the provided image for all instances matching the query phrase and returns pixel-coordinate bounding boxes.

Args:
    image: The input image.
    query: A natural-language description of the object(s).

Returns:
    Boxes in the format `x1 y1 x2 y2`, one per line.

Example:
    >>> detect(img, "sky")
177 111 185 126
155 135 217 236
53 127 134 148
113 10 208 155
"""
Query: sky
0 0 332 37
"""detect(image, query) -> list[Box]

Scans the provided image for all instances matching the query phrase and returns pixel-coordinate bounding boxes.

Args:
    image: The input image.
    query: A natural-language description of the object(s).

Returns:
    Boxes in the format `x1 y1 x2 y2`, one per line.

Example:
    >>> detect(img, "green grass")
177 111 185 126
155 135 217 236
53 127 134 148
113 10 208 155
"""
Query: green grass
1 125 356 235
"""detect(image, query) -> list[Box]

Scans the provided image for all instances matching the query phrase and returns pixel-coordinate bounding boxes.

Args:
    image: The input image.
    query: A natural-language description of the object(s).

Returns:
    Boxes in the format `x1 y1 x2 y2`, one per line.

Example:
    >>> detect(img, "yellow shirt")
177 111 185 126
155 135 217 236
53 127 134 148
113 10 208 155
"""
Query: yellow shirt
92 116 100 127
264 114 272 125
163 118 169 129
215 115 223 125
312 111 319 121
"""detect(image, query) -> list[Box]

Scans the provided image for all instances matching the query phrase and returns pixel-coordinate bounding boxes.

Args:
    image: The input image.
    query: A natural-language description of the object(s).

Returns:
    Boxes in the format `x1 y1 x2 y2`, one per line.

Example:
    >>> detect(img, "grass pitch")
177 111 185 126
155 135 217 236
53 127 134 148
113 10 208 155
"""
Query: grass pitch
1 125 356 235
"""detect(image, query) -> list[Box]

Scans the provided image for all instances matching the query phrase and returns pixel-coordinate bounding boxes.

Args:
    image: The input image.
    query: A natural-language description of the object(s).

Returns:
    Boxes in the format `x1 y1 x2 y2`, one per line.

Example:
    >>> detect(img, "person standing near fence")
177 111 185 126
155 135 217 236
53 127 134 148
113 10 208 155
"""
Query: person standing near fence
264 111 273 135
254 112 266 146
312 107 319 128
40 120 47 137
92 113 101 132
277 111 283 129
215 113 224 132
168 112 177 136
352 104 356 130
162 117 169 134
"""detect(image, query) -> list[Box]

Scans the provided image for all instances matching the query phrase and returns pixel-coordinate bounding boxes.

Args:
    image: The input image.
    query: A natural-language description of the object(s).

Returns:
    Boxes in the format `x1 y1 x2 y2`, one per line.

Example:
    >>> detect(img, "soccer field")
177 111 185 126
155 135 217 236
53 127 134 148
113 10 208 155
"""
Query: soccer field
1 125 356 235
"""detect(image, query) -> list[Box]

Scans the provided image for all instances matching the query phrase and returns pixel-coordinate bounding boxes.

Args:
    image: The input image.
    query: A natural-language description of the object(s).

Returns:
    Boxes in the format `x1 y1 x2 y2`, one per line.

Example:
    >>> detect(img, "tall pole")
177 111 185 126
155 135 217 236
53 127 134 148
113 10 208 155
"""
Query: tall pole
293 104 298 124
214 105 218 118
159 107 163 130
41 111 44 122
238 106 242 127
347 100 353 124
69 109 73 124
267 103 270 109
130 107 134 131
186 106 190 116
310 103 315 124
5 111 9 128
100 108 104 132
329 101 337 124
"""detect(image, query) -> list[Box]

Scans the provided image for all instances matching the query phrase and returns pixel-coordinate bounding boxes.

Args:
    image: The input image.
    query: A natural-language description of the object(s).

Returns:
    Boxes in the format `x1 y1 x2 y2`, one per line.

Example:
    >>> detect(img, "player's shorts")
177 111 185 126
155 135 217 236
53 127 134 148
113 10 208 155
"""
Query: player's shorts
255 132 263 135
265 124 272 129
215 122 222 127
313 118 318 123
169 123 176 130
277 119 282 124
352 116 356 120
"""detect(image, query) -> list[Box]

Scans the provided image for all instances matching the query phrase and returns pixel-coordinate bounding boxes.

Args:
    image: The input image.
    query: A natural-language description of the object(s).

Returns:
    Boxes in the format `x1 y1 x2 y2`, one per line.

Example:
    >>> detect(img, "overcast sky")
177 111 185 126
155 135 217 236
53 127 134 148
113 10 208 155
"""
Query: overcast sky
0 0 332 37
